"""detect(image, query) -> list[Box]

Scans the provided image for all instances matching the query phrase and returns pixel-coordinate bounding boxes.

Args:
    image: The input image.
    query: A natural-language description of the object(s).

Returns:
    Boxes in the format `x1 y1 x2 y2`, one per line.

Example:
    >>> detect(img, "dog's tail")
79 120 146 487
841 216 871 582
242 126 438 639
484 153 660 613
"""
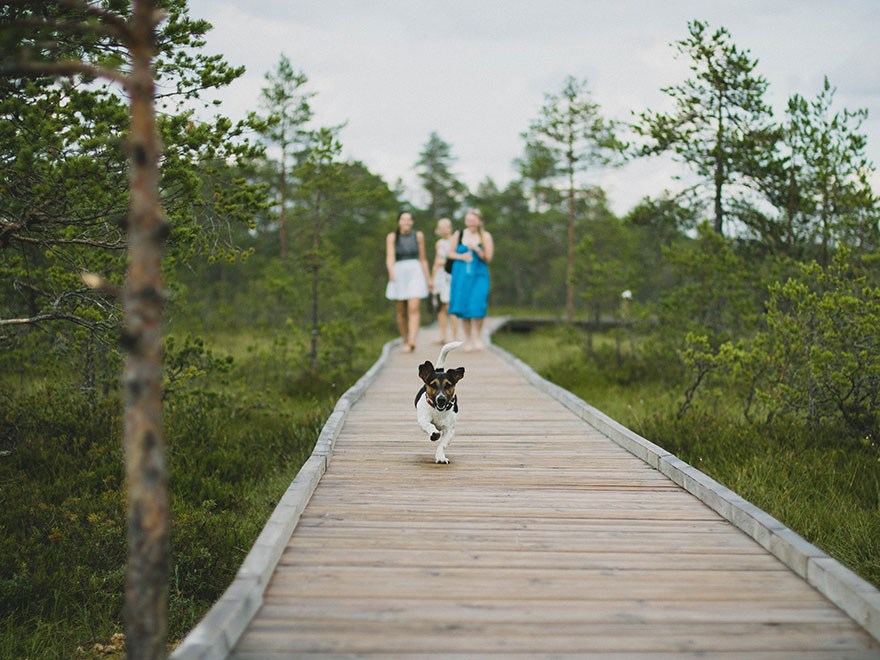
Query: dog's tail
435 340 464 369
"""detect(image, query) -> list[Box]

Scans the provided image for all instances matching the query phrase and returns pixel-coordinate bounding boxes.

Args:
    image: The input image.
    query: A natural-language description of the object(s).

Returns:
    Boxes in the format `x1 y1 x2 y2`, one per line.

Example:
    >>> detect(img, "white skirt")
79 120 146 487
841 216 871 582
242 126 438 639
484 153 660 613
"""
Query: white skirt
385 259 429 300
433 269 451 304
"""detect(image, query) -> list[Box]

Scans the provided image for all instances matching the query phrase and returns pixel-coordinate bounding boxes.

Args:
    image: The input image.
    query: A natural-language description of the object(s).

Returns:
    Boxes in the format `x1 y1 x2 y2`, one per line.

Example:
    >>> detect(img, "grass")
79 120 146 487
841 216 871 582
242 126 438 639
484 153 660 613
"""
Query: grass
0 324 391 659
494 323 880 589
4 317 875 656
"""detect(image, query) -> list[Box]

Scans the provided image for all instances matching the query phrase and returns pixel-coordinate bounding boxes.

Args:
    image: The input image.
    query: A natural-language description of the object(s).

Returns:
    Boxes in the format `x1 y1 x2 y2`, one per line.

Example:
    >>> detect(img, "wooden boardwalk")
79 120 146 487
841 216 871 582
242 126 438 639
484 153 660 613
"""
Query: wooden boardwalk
176 322 880 659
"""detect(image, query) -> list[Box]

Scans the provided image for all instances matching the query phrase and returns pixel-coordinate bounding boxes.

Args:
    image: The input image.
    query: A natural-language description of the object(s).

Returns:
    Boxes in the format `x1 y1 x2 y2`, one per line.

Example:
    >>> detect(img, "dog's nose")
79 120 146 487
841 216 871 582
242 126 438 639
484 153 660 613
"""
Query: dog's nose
436 395 448 407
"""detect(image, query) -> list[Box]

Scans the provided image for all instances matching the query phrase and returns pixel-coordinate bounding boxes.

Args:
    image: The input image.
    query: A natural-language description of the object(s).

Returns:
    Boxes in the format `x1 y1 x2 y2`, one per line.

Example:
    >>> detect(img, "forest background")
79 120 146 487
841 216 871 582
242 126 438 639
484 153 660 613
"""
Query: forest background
1 2 878 657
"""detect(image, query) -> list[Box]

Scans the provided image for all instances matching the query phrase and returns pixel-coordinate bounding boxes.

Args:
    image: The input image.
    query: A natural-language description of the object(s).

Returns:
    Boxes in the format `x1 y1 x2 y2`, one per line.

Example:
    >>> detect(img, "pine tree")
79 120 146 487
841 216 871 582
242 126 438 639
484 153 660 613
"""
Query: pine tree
256 53 314 261
1 3 263 656
416 131 466 221
527 76 623 322
636 20 775 236
780 79 877 263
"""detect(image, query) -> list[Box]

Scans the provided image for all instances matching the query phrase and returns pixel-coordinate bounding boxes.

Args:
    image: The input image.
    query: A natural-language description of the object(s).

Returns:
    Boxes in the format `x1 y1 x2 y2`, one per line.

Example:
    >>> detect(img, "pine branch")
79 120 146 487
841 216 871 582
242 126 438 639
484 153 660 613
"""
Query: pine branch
65 0 132 36
10 233 127 250
3 57 128 86
0 311 103 330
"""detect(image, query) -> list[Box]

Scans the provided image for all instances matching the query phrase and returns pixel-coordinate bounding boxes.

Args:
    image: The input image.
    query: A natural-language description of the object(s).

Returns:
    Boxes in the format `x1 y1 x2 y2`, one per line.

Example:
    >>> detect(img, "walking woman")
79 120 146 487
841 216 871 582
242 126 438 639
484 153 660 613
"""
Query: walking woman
447 208 493 351
431 217 458 343
385 211 432 352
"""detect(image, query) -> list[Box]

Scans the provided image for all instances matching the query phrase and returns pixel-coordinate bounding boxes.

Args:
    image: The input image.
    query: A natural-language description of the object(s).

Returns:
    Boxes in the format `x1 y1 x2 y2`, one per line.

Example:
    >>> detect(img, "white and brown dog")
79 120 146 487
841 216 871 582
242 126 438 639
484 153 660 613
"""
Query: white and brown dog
415 341 465 464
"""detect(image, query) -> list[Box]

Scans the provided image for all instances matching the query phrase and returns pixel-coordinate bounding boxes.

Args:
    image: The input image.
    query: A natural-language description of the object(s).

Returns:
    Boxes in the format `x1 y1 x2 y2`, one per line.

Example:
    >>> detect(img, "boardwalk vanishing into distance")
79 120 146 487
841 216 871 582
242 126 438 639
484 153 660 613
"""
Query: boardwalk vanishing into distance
174 319 880 659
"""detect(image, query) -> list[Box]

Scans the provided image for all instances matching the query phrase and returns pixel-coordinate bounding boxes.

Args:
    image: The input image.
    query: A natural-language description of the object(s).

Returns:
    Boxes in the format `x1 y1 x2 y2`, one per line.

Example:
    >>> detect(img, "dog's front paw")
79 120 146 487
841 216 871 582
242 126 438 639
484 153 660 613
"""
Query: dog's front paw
430 431 440 442
435 454 449 464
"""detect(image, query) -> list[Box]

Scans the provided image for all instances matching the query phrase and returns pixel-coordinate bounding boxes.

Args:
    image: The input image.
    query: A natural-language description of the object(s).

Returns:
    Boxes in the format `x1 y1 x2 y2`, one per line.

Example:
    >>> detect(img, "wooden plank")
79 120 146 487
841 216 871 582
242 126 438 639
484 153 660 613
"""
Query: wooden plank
229 326 879 657
234 620 871 654
234 653 880 660
263 566 827 602
277 548 788 572
254 598 856 625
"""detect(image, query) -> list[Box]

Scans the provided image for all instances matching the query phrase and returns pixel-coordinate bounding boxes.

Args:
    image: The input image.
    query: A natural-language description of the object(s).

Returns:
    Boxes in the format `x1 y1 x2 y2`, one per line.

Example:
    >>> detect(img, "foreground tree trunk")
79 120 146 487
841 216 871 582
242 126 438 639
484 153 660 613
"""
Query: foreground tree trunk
123 1 170 657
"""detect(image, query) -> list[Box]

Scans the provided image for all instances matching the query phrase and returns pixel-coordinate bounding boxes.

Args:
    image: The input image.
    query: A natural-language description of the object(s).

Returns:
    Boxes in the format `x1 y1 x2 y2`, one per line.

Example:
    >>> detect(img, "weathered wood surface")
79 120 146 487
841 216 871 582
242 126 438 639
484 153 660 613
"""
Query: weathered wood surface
231 329 879 658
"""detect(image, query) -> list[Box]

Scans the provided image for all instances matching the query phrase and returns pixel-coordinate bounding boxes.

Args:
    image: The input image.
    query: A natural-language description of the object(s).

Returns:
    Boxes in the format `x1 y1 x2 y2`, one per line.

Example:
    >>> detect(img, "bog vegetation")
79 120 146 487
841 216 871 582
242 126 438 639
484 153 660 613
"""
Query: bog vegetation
1 4 878 657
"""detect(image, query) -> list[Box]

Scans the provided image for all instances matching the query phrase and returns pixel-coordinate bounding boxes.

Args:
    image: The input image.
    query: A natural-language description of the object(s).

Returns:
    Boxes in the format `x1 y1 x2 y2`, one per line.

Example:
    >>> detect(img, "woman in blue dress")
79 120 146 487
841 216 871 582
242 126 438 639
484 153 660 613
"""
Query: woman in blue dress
447 209 494 351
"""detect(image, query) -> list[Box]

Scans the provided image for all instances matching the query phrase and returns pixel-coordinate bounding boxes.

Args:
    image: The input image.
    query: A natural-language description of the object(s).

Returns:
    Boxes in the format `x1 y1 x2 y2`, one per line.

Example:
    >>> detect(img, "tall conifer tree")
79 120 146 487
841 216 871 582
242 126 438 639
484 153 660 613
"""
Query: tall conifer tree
416 131 466 221
636 20 774 235
527 76 622 322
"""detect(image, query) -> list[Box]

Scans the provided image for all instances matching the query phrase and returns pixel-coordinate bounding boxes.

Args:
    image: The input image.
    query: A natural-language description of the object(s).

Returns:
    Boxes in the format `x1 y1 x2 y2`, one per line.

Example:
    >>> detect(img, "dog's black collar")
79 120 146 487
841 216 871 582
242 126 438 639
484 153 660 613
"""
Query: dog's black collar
428 394 458 413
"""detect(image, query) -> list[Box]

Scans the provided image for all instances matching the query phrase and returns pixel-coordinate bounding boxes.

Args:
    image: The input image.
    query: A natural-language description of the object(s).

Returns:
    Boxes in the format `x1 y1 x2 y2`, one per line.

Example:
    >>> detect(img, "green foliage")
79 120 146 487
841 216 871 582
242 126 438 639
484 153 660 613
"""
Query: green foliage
740 77 879 260
0 322 386 656
257 53 314 151
513 139 560 212
0 387 128 657
659 223 767 346
416 131 467 221
636 20 776 235
760 252 880 436
674 251 880 442
576 205 640 325
0 1 267 346
524 75 625 320
163 334 234 399
527 75 624 175
677 333 762 419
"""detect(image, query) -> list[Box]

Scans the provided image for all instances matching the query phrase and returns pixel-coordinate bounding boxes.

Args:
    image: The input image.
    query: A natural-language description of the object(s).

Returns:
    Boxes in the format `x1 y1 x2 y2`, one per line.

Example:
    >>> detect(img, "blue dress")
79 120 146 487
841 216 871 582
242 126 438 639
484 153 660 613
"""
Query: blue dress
448 243 490 319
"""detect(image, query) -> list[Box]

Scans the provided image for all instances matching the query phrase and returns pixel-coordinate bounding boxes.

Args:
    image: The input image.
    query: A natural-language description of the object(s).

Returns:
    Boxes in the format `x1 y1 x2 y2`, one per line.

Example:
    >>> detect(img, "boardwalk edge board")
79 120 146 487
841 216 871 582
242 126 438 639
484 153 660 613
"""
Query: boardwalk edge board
170 338 402 660
487 317 880 643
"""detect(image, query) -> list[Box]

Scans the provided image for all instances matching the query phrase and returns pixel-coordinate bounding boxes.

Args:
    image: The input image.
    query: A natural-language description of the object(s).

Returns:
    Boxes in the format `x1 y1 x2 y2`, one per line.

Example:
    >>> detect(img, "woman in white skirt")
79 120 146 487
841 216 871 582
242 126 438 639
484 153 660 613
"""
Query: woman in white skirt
430 217 458 343
386 211 433 352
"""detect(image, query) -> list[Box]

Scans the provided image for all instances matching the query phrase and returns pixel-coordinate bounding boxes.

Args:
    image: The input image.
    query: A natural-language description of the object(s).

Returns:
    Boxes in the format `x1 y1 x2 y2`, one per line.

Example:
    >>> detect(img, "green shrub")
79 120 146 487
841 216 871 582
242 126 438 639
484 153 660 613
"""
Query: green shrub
676 252 880 442
0 326 386 657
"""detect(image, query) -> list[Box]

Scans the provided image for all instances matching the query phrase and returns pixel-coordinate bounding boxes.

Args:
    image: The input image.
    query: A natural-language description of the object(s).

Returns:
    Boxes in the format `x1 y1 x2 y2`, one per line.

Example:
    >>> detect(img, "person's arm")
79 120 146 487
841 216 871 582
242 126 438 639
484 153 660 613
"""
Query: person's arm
476 231 494 264
446 230 468 262
417 231 433 289
386 233 396 280
431 239 443 279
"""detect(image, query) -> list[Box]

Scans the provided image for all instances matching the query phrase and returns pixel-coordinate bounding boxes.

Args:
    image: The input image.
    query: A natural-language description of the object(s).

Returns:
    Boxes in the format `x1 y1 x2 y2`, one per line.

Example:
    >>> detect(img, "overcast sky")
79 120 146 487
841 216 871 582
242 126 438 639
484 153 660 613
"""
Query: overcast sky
184 0 880 217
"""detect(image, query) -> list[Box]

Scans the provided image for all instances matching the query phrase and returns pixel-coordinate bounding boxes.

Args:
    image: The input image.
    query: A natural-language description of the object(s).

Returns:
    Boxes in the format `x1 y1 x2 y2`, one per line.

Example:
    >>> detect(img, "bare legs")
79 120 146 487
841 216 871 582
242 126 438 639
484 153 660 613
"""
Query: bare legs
396 298 422 352
473 317 484 349
438 304 458 343
461 317 485 351
395 300 407 345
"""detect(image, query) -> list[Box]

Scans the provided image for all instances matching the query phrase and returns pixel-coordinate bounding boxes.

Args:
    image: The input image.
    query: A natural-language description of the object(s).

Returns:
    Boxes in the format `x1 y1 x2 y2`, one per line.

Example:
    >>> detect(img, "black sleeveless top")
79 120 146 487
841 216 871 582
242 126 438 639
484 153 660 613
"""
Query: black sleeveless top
395 231 419 260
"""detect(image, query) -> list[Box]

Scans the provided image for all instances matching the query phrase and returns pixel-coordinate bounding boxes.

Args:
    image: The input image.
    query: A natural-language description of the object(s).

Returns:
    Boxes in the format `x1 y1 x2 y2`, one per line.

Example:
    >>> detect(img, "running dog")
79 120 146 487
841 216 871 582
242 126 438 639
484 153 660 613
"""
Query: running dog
414 341 465 464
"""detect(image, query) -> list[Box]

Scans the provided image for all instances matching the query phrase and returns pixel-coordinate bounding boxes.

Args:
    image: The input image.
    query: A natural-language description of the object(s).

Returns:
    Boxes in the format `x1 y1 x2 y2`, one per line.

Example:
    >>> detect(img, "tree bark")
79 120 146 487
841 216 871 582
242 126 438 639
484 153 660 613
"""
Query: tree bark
123 1 170 657
279 164 288 261
713 93 725 235
310 190 323 370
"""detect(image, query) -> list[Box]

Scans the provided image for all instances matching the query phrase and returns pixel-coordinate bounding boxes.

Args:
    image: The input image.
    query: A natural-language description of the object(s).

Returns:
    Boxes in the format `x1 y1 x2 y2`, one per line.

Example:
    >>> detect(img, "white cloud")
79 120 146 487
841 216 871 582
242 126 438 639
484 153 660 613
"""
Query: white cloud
186 0 880 216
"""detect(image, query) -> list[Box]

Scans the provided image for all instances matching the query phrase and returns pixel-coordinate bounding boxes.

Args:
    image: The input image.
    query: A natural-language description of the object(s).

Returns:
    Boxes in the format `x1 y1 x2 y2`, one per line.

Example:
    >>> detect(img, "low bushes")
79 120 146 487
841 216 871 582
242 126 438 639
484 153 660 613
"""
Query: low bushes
0 328 387 658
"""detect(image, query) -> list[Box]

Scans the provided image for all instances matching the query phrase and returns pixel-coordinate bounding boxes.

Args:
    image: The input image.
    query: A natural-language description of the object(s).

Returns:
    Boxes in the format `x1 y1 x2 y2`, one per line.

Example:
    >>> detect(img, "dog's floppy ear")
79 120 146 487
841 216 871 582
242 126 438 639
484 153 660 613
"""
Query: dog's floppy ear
418 360 435 383
447 366 465 383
